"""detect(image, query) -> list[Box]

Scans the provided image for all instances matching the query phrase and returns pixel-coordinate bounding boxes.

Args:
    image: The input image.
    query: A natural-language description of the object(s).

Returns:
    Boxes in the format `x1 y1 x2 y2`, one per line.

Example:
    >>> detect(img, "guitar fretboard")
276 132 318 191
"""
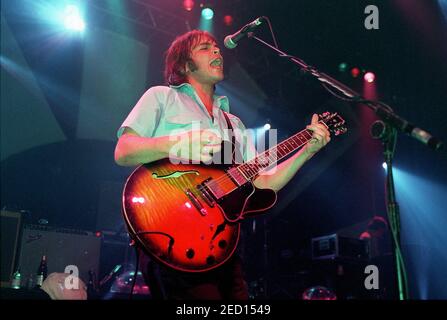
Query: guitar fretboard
236 129 314 180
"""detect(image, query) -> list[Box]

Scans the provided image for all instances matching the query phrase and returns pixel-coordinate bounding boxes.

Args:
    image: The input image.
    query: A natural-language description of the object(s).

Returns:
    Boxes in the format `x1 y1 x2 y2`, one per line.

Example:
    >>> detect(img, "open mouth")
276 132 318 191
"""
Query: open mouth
210 58 223 68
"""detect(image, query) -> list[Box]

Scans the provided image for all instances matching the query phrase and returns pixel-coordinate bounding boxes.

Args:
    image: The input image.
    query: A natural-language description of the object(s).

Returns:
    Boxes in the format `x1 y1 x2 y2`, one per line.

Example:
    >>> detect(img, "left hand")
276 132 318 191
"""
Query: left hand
304 114 331 156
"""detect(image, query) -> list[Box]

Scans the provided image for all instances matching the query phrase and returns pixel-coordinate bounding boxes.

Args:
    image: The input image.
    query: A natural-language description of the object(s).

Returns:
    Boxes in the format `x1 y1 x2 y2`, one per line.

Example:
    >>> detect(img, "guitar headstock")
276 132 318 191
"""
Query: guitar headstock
318 112 347 136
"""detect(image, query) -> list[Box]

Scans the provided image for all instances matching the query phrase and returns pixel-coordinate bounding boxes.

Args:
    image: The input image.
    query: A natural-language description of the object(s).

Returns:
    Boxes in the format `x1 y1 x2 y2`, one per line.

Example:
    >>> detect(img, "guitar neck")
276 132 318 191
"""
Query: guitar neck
236 128 315 181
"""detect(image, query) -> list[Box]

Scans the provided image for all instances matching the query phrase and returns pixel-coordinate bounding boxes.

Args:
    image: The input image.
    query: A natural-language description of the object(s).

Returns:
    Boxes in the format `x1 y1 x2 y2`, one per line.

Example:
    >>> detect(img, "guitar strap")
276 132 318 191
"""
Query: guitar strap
221 111 243 165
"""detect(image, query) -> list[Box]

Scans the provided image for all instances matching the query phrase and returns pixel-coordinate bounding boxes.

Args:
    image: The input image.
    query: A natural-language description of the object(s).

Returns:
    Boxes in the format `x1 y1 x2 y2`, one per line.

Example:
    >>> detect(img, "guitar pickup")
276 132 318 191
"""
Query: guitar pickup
197 182 215 207
185 189 207 216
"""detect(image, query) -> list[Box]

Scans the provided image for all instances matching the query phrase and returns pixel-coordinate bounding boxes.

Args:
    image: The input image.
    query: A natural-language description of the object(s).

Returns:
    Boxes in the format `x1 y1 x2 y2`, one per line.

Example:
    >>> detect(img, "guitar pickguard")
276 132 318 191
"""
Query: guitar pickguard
217 183 277 221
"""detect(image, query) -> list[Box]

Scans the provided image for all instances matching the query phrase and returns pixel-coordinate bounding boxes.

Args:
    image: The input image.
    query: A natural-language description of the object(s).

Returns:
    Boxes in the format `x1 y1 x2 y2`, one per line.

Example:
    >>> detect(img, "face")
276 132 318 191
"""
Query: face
186 36 224 85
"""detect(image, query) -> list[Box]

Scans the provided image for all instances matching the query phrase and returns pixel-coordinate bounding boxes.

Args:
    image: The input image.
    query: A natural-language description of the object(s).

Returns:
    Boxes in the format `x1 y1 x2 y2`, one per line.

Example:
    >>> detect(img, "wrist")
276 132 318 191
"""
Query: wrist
302 144 316 160
156 135 174 157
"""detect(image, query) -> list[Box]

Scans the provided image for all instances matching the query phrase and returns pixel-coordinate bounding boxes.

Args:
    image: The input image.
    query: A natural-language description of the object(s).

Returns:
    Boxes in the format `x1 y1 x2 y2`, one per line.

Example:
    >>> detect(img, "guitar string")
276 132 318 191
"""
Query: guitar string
195 117 339 196
196 128 314 194
196 128 314 196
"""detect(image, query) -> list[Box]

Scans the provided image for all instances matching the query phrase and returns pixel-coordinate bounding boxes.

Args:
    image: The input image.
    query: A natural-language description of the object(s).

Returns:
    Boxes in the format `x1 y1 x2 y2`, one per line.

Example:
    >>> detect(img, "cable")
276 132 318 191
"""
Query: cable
263 16 279 49
129 245 140 300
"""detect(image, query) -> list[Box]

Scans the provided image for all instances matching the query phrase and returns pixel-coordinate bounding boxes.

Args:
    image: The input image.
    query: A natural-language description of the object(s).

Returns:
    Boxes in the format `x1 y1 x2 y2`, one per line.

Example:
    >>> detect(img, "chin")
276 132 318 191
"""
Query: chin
214 73 224 82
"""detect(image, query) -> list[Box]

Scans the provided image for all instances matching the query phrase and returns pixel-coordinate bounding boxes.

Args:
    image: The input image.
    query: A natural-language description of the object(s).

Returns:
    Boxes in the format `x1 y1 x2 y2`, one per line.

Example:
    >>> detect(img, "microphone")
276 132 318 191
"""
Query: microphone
224 17 265 49
410 127 443 150
374 107 444 150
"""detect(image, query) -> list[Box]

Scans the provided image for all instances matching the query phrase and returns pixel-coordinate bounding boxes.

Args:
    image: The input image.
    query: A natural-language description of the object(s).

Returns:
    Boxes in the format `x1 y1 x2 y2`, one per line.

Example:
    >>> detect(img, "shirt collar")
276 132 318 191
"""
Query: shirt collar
170 83 229 112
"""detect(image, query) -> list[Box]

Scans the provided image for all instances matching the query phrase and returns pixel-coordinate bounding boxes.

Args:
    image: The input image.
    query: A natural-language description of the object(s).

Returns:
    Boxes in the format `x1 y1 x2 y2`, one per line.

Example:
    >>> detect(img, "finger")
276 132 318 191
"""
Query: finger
311 132 325 143
211 144 222 154
309 123 329 133
306 123 324 132
202 145 212 155
201 155 212 163
202 131 222 144
307 126 326 138
311 114 319 125
317 125 331 138
202 144 221 155
203 144 221 155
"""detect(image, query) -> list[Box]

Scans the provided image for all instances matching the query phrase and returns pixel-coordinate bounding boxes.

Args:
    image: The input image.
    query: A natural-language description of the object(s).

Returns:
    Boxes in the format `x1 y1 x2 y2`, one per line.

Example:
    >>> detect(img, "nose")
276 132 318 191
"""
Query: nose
213 48 220 55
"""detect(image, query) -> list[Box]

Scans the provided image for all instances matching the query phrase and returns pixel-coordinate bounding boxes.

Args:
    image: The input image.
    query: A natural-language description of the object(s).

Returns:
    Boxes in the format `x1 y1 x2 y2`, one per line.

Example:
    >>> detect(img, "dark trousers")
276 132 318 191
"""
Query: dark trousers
139 250 249 300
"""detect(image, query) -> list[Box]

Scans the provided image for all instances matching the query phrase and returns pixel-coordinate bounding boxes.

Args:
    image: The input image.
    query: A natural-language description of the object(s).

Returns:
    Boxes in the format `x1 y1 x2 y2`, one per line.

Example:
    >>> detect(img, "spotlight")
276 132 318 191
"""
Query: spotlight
338 62 348 72
63 5 85 31
382 162 387 170
223 15 233 26
201 8 214 20
364 72 376 83
183 0 195 11
350 67 360 78
264 123 271 130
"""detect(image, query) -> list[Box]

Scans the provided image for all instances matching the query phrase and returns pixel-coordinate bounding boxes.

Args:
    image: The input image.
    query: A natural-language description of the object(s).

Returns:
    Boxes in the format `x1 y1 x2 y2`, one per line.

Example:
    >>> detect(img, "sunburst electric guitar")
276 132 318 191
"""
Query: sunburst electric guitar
122 112 346 272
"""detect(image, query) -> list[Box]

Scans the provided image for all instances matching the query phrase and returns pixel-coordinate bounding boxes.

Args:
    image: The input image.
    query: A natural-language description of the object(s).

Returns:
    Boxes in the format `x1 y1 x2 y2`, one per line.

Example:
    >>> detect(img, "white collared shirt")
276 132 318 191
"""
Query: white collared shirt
117 83 256 162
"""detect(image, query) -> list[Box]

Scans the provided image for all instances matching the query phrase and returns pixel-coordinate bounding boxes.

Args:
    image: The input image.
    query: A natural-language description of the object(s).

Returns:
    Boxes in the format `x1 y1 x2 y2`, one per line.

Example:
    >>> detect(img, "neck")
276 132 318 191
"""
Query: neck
188 79 215 106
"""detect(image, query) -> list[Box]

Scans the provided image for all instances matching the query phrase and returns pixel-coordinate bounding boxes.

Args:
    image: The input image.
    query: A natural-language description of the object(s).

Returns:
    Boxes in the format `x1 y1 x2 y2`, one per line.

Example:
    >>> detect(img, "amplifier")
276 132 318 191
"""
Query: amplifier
311 233 369 261
1 211 24 287
18 224 101 284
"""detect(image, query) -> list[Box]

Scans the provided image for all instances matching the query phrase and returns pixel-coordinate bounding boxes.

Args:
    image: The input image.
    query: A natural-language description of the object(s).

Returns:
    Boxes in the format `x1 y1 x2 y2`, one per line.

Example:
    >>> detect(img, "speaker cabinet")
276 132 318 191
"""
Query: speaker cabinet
18 225 101 284
1 211 24 287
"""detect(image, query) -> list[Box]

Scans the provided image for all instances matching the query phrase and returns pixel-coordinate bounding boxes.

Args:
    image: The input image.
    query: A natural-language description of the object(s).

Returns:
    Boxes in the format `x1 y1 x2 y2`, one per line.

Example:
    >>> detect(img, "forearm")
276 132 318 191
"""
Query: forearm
114 134 173 166
253 145 315 192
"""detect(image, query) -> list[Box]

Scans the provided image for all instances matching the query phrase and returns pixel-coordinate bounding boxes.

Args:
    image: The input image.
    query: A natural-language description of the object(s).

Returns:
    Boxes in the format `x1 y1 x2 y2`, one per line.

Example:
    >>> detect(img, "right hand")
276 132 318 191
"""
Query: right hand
169 129 222 163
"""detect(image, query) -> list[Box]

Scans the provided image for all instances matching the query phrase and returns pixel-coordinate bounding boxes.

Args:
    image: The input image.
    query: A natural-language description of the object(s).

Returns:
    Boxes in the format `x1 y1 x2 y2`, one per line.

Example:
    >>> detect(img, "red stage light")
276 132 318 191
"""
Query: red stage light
183 0 195 12
223 15 233 26
351 67 360 78
364 72 376 83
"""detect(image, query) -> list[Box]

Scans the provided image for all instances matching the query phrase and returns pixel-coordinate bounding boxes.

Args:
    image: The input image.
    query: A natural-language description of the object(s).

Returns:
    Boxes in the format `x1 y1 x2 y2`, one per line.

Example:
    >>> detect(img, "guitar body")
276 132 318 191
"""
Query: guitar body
122 159 277 272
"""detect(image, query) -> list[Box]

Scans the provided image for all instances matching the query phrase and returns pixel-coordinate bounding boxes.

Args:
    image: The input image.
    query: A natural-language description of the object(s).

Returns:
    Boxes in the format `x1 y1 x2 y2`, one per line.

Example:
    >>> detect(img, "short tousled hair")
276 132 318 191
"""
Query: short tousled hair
164 30 217 86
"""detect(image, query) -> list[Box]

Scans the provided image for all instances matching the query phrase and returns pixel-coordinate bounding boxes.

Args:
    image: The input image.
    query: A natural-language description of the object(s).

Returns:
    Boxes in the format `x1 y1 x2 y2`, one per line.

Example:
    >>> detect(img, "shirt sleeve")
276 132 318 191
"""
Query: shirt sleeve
117 87 163 138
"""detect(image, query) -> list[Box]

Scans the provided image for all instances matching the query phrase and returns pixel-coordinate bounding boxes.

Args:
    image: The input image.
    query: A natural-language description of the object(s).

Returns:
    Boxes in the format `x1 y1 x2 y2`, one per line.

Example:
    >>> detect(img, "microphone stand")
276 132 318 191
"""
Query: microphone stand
247 33 444 300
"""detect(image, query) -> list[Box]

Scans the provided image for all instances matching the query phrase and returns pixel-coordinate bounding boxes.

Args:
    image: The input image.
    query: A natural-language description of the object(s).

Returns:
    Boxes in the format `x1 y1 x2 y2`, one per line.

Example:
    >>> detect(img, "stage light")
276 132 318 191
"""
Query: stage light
364 72 376 83
350 67 360 78
338 62 348 72
264 123 271 130
201 8 214 20
223 15 234 26
183 0 195 12
382 162 387 170
63 4 85 31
